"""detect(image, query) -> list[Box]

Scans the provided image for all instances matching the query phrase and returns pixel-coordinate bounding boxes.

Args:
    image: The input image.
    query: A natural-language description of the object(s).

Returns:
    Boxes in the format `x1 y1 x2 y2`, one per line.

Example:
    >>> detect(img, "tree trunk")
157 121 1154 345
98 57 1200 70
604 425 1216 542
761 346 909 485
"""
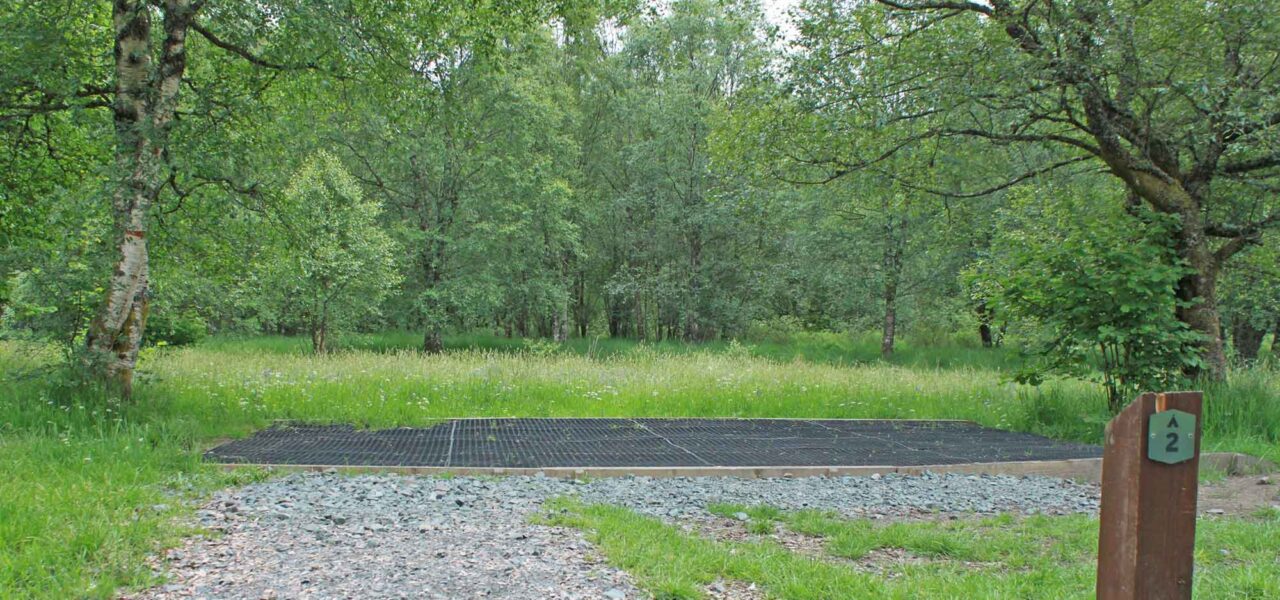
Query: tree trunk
634 291 646 341
880 209 902 359
553 303 568 343
976 301 995 348
1232 319 1265 363
607 300 621 338
1088 133 1231 380
881 291 897 358
85 1 195 398
684 233 702 342
423 329 443 354
311 322 327 354
1171 214 1228 379
573 270 588 338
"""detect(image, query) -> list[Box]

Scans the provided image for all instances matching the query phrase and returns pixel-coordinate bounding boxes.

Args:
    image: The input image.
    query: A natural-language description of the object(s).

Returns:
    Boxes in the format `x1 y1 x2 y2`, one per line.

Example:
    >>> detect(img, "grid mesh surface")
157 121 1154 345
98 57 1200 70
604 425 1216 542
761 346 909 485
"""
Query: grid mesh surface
206 419 1101 468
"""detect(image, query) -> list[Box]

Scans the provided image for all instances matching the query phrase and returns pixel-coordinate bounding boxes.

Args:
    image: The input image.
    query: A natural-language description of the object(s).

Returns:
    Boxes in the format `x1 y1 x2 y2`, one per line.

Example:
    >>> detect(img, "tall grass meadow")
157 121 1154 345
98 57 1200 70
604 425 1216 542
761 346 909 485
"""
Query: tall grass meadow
0 332 1275 598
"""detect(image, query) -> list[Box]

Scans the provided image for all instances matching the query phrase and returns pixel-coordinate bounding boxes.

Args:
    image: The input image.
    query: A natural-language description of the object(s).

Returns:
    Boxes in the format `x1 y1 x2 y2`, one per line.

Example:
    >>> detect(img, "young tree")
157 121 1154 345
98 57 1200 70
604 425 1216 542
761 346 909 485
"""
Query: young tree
786 0 1280 379
265 152 399 353
978 184 1202 412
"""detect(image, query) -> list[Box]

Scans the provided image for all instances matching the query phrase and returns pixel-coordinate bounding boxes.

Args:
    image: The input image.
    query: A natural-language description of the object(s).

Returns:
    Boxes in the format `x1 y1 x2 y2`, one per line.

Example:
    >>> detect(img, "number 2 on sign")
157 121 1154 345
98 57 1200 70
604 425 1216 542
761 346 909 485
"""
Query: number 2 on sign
1148 409 1196 465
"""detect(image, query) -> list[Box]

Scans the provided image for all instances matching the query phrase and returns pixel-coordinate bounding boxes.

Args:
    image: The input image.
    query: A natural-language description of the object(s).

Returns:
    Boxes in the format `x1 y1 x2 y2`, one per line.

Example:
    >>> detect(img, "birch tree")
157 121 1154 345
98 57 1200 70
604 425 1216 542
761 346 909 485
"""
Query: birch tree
1 0 572 394
264 152 400 353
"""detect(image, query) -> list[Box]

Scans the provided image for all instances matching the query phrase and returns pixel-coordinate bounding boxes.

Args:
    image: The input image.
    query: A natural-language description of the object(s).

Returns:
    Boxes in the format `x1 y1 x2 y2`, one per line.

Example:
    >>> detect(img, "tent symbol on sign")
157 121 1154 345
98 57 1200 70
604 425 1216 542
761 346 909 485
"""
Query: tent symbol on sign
1147 409 1196 465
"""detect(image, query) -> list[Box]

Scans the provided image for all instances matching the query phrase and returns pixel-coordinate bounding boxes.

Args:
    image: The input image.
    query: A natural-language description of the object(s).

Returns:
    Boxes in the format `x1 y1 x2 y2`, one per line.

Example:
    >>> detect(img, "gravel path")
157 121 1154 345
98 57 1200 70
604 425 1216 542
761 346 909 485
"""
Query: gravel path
128 472 1099 599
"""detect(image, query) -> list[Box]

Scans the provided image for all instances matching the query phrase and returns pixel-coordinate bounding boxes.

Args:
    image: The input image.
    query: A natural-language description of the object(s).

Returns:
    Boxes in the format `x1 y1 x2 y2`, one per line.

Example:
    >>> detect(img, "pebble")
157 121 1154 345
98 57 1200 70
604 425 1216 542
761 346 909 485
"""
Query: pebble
126 472 1099 599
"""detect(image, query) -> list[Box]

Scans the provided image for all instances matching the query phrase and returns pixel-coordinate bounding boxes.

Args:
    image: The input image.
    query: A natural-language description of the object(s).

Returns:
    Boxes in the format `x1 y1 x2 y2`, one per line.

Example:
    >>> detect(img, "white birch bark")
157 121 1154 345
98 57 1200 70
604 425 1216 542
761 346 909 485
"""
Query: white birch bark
86 0 197 397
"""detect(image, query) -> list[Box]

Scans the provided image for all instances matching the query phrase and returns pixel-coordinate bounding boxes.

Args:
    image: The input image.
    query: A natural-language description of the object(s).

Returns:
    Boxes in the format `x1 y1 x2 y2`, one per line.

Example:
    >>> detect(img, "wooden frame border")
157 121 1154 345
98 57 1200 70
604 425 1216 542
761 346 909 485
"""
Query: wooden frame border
213 451 1266 483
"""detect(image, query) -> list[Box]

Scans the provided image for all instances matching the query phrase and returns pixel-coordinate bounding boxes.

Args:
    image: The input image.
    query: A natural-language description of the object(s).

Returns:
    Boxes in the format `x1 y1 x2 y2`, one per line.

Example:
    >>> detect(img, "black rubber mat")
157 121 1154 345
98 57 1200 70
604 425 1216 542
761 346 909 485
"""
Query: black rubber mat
206 419 1101 468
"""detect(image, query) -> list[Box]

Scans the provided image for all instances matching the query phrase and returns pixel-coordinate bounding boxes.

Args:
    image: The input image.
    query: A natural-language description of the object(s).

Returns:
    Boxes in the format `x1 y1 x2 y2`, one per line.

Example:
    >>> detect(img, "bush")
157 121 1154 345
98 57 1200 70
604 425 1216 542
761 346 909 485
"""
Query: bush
973 186 1202 412
745 315 806 344
144 309 207 346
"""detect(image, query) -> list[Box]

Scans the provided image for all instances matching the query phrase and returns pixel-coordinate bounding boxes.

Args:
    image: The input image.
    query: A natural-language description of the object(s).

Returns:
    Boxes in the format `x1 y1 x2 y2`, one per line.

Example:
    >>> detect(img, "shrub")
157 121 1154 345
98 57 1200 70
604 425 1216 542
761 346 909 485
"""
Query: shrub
973 186 1202 412
144 309 207 346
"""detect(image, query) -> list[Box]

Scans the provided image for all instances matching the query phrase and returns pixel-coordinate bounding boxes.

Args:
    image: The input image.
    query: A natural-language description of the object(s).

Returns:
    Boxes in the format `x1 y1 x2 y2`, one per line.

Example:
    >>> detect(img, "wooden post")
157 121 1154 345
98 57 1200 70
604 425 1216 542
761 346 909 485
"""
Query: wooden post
1097 391 1202 599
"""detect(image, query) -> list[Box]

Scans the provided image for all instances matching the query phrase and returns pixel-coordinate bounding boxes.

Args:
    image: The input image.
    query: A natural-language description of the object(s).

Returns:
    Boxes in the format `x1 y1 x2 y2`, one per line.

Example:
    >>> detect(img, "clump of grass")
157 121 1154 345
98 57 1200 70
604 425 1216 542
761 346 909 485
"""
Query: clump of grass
542 498 888 599
708 503 783 534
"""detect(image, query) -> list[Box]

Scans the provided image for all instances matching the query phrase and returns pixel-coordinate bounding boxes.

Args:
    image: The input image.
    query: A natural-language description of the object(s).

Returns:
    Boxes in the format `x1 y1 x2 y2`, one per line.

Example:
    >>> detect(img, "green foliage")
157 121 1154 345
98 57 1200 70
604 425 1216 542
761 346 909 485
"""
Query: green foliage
1219 241 1280 362
974 186 1202 411
259 151 400 351
3 222 109 347
143 309 207 347
571 0 780 341
780 0 1280 379
4 0 1268 370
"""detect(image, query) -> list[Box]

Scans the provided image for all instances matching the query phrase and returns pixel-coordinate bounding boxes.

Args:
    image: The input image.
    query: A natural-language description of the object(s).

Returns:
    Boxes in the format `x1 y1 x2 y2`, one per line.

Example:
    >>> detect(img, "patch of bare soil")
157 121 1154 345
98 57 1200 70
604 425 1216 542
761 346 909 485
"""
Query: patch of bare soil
690 518 829 557
1198 473 1280 517
690 517 997 581
704 579 767 600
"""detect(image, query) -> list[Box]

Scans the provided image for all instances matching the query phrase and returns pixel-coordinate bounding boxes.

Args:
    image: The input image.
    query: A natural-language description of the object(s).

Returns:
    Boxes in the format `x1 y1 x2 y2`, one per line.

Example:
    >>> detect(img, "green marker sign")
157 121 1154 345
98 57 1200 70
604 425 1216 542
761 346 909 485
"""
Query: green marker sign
1148 409 1196 464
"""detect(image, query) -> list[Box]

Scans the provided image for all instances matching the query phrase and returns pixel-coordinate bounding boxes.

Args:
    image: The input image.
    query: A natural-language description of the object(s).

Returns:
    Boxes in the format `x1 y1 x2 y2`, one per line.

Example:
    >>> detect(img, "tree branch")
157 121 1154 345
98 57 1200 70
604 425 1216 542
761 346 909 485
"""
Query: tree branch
776 130 937 185
1205 211 1280 239
0 92 112 117
873 154 1097 198
873 0 993 16
1223 111 1280 143
940 128 1102 157
1210 211 1280 263
1220 154 1280 175
191 22 319 71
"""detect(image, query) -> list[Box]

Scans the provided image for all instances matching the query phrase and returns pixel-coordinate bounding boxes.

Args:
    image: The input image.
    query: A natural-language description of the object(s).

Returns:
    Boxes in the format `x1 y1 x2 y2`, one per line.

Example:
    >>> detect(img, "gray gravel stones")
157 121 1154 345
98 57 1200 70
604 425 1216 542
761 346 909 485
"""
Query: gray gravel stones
569 471 1100 518
130 474 638 600
130 472 1098 599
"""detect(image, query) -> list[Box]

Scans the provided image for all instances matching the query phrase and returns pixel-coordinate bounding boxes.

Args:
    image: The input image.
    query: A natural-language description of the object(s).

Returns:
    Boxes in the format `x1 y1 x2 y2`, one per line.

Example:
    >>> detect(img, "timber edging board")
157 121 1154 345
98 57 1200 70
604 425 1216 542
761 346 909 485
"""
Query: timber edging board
214 451 1263 483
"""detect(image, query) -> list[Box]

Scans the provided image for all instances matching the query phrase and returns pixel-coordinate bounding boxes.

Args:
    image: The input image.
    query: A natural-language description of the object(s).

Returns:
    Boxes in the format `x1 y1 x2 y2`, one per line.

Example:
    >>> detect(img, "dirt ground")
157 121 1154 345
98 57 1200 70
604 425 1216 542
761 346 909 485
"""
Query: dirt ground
1197 472 1280 517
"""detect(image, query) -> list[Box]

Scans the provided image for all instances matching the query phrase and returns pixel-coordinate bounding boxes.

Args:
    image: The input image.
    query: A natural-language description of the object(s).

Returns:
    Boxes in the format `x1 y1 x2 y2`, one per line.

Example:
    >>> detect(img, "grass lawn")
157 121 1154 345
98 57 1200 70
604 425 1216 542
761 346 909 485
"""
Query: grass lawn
1 332 1277 598
544 500 1280 599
